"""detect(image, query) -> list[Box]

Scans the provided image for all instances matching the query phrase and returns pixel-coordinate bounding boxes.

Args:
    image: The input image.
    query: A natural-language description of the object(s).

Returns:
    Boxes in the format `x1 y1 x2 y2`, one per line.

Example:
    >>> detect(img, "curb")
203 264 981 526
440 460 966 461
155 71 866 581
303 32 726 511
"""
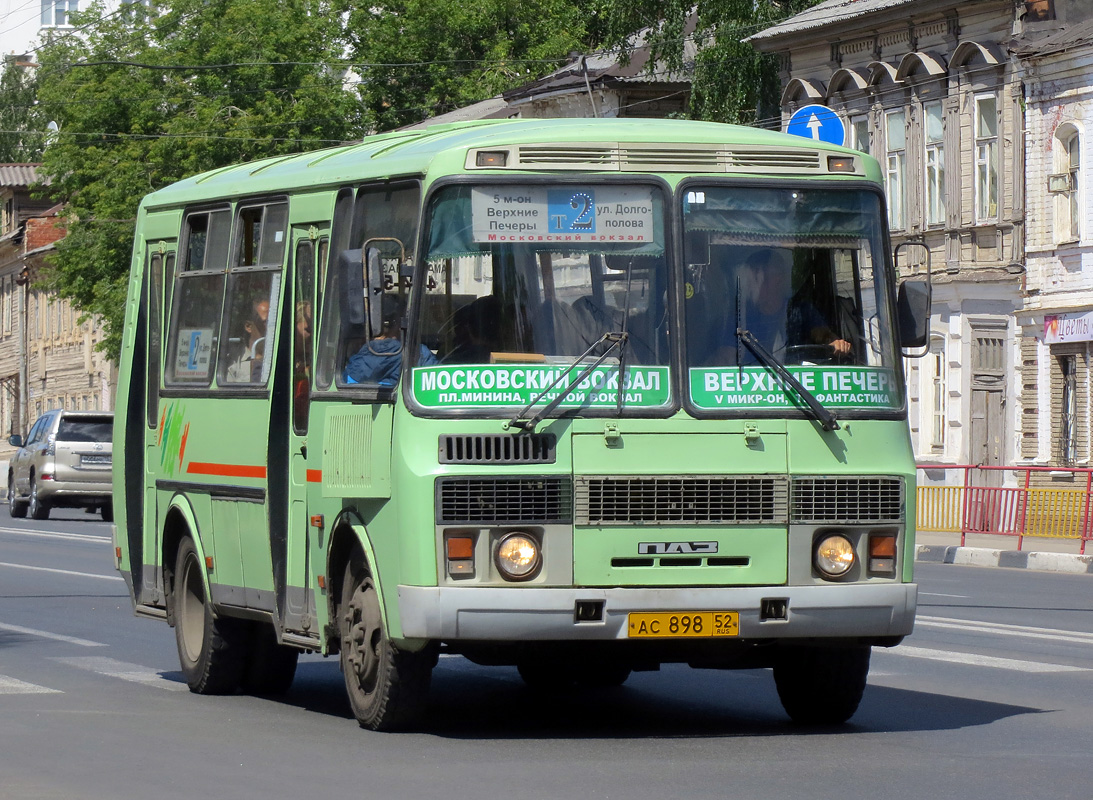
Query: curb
915 544 1093 575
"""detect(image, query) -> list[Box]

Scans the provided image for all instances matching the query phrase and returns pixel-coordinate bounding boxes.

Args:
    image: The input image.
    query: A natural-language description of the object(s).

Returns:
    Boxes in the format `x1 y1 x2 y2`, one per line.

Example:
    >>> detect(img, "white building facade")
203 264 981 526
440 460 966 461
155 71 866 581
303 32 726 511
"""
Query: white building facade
1016 17 1093 477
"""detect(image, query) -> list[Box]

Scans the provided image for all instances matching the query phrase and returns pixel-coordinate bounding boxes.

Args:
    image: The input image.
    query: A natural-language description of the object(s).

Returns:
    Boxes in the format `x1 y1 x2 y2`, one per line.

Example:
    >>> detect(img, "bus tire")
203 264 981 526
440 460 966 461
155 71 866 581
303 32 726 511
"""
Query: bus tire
340 558 434 731
241 622 299 696
773 644 870 725
174 536 246 695
7 474 27 518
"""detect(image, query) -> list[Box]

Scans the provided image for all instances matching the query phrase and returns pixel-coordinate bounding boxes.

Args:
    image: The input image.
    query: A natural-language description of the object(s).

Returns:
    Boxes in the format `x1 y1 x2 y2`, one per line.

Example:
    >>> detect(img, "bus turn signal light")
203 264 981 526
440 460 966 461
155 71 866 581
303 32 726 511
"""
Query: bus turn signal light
447 537 474 560
868 535 896 574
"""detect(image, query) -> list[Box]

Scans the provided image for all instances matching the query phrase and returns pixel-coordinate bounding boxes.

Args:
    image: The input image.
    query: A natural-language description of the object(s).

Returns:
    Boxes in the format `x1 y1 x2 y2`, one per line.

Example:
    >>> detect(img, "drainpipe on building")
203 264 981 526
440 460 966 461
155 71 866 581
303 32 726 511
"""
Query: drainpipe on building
14 266 27 434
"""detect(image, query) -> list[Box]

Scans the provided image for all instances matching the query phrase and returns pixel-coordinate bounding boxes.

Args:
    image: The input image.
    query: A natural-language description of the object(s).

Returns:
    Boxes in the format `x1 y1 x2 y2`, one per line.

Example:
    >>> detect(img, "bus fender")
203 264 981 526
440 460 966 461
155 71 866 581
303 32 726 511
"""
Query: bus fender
326 510 391 637
161 493 213 624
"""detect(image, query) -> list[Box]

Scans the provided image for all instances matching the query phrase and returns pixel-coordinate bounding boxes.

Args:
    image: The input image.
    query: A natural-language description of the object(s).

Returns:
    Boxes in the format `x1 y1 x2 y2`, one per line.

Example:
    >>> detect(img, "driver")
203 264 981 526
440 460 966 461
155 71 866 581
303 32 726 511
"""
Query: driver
739 248 851 360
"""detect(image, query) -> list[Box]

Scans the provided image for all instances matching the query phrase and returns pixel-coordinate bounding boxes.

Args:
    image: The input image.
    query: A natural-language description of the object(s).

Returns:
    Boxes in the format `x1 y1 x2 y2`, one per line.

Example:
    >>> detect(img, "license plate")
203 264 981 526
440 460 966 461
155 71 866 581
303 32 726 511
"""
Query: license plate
81 455 111 465
627 611 739 638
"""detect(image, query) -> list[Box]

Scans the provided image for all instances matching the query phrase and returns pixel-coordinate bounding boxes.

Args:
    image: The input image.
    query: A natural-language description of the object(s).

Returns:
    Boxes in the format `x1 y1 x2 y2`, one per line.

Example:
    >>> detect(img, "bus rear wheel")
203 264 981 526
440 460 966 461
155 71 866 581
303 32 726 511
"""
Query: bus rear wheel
174 536 246 694
773 644 870 725
340 559 435 730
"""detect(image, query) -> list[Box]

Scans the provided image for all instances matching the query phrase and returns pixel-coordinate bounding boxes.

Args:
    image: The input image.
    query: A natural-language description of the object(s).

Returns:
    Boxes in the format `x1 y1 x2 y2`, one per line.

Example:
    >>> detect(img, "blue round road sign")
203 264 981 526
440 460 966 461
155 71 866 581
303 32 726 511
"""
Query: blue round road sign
786 104 845 146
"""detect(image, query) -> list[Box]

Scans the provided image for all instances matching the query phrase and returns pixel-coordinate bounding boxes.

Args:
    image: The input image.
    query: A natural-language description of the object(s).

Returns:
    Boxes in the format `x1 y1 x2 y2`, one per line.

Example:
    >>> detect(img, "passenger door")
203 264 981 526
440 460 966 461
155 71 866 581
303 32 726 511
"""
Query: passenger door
280 226 324 636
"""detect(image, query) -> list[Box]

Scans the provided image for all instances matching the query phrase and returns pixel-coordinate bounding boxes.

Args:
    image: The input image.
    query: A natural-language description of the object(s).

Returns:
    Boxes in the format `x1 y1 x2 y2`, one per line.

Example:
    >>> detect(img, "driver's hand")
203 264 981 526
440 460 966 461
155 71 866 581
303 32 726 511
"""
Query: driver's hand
830 338 852 356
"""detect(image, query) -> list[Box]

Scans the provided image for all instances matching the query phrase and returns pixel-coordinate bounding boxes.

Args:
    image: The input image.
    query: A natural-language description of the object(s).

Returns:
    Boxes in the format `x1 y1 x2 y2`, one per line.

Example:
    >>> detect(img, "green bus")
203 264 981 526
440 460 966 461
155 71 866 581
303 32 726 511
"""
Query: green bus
113 118 930 730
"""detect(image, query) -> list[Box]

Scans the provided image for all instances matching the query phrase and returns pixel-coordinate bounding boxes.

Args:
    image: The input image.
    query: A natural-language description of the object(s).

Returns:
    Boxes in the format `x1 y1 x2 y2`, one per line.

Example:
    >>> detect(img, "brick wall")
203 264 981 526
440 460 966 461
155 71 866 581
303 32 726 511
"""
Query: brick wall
24 215 65 253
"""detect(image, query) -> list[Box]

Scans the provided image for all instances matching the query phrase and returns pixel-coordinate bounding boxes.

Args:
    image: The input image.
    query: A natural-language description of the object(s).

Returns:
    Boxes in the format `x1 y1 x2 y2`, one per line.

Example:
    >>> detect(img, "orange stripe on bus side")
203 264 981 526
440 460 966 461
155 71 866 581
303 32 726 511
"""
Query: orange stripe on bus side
186 462 267 479
306 470 323 483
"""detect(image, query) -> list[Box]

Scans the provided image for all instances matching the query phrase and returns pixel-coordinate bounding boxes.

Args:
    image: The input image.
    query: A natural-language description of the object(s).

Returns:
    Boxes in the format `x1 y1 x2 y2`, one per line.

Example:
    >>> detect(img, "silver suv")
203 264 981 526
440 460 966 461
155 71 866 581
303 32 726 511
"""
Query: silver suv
7 410 114 521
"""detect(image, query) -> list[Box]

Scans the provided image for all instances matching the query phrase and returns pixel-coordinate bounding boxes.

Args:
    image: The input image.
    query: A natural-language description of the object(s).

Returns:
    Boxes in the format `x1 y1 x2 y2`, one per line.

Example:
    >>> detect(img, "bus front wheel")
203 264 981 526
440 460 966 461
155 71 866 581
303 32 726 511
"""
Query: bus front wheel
340 558 435 731
173 536 246 694
773 644 870 725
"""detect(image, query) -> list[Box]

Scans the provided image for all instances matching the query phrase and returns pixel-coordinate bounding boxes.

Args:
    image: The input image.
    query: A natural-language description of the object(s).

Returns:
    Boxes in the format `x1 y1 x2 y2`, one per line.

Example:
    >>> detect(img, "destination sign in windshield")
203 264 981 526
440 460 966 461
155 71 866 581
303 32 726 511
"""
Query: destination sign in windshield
471 186 654 243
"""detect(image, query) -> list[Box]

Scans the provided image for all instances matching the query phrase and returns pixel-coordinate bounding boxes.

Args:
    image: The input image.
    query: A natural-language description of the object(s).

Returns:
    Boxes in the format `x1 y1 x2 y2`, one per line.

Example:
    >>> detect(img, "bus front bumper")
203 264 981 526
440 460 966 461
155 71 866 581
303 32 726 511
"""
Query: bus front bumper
397 583 917 641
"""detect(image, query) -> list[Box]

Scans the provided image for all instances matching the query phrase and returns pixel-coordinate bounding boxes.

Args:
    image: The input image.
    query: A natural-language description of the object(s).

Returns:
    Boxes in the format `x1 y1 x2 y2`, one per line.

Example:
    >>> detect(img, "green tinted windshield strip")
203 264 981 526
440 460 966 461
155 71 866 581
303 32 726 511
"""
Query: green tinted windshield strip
413 365 671 409
689 366 900 411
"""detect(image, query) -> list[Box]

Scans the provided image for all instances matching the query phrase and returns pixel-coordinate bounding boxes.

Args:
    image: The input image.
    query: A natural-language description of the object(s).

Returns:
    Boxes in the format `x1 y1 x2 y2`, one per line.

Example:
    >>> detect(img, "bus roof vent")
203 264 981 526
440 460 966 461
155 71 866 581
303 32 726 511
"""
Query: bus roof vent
516 145 620 169
499 144 822 174
439 433 557 465
791 477 904 524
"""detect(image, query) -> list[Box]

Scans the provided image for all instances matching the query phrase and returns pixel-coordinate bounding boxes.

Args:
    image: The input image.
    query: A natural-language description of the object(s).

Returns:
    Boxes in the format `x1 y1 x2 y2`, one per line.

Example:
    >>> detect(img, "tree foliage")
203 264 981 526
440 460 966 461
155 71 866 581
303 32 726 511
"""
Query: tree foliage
34 0 364 358
346 0 610 131
0 60 49 162
600 0 823 126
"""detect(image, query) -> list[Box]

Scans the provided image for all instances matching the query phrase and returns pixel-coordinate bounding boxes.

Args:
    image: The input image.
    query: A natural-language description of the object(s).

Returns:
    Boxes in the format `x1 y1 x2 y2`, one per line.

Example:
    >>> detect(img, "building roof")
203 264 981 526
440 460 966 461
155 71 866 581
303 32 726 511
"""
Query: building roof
0 164 40 187
1013 17 1093 57
747 0 919 43
400 96 514 131
503 19 697 103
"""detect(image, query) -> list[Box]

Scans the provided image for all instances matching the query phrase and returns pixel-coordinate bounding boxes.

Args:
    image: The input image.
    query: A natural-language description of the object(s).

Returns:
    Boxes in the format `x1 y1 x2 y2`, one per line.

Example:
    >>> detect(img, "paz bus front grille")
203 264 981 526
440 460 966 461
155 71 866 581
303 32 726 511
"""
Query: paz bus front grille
575 476 789 526
790 477 905 524
436 477 572 524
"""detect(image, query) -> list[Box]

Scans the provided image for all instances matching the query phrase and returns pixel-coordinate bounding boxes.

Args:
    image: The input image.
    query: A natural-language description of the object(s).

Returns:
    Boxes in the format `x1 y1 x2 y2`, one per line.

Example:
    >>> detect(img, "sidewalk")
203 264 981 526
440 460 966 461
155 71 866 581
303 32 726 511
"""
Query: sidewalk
915 529 1093 575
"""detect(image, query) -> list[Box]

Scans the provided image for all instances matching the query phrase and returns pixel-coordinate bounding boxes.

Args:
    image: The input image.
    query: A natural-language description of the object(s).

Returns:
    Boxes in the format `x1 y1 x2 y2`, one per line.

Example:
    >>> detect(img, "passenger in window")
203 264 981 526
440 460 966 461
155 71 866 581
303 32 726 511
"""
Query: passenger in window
225 299 268 382
344 302 438 386
294 301 312 415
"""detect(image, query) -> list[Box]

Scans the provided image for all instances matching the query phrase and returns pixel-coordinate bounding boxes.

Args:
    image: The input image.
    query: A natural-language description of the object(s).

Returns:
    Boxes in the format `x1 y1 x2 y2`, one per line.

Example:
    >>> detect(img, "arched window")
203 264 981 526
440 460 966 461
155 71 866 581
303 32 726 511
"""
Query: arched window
1051 125 1081 244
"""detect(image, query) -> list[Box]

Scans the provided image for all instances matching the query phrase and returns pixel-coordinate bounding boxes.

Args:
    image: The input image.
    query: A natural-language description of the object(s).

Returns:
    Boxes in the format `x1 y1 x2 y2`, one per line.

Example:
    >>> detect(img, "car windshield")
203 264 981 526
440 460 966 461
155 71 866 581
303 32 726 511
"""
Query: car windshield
411 183 671 415
56 418 113 443
681 186 904 414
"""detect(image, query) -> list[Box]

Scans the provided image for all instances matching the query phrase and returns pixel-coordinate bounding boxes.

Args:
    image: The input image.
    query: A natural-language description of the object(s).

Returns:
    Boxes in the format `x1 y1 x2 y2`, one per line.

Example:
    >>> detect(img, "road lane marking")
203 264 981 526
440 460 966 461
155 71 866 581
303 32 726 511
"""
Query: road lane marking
52 657 189 692
0 622 107 648
0 675 63 695
920 593 969 598
916 615 1093 645
885 645 1088 673
0 561 123 582
0 526 110 544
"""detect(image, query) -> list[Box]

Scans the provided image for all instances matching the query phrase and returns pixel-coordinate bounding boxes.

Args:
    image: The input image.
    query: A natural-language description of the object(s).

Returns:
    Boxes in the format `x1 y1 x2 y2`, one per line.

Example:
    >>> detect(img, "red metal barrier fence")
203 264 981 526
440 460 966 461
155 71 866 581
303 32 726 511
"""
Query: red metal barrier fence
916 465 1093 554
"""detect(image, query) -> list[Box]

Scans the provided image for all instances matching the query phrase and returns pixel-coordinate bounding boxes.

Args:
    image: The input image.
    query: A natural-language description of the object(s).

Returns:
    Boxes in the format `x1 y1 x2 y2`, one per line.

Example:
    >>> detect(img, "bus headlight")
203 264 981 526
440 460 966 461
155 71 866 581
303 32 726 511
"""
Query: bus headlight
814 534 855 579
495 532 541 581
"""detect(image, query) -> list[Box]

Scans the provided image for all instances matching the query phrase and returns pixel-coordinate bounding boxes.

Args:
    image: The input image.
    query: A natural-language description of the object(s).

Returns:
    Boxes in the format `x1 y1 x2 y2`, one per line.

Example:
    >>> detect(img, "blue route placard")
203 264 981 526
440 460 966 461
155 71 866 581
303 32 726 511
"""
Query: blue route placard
786 104 845 146
548 189 596 233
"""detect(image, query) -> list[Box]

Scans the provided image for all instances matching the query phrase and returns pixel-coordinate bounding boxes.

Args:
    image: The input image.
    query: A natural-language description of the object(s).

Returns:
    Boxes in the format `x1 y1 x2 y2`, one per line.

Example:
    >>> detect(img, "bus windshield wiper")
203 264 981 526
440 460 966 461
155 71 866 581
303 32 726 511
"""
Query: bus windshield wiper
737 328 840 432
505 331 629 431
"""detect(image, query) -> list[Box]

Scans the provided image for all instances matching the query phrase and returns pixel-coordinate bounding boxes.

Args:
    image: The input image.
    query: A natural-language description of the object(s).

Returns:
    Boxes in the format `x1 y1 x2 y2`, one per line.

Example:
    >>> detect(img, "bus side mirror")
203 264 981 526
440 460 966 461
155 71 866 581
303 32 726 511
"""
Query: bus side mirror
897 278 931 354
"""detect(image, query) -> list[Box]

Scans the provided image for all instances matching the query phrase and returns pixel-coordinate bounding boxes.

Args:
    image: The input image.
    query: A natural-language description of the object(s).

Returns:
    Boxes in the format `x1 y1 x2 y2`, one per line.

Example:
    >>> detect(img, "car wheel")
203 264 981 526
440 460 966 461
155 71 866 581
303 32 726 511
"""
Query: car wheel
28 476 49 521
7 474 27 519
100 502 114 522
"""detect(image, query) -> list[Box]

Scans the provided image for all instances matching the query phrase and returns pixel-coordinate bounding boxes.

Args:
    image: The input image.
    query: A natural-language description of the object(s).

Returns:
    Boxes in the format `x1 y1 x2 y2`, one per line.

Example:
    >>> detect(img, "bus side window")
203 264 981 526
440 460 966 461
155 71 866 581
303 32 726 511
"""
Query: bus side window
165 209 231 385
217 201 287 387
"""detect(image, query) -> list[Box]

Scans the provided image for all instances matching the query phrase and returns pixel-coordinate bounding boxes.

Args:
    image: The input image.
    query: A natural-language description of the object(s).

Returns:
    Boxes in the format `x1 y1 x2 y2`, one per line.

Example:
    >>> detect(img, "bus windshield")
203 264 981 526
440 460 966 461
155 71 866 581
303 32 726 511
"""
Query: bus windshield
412 183 671 414
682 186 904 414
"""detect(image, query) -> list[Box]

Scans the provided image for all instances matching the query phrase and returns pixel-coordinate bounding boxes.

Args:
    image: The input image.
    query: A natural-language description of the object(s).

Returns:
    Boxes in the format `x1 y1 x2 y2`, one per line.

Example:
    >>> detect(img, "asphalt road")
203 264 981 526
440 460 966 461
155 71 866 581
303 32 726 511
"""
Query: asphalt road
2 512 1092 800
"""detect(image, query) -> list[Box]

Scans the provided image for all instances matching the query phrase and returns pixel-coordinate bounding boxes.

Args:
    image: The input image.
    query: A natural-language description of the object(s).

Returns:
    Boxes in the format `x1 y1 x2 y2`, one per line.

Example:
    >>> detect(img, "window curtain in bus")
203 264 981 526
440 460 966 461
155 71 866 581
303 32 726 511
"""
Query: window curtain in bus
684 188 882 247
